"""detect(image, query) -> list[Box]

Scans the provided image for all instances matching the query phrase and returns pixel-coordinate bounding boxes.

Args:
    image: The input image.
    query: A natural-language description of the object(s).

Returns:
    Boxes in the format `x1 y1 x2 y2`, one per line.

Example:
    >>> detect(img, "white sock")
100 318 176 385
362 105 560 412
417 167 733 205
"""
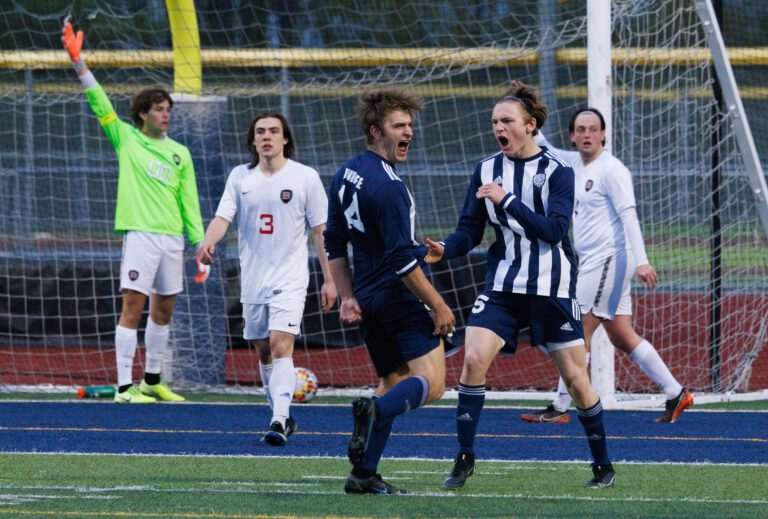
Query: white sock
115 325 138 387
552 352 589 412
268 357 295 426
259 361 274 410
144 318 170 377
630 340 682 400
552 376 572 412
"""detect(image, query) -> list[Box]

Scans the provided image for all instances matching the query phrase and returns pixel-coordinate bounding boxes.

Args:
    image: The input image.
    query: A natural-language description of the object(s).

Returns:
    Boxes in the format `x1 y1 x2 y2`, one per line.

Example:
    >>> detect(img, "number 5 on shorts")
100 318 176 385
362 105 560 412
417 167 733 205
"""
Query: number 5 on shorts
472 294 489 314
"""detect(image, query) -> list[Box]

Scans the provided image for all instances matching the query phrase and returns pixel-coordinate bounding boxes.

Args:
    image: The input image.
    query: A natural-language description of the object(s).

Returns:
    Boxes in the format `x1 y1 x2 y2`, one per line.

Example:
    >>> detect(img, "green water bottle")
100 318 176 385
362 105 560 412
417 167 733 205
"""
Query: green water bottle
77 385 116 398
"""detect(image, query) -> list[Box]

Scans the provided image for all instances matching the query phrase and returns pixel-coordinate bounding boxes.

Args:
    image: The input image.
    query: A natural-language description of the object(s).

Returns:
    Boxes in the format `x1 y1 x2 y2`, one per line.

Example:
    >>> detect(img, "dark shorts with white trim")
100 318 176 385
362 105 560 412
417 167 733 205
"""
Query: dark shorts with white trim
467 288 584 355
358 284 443 377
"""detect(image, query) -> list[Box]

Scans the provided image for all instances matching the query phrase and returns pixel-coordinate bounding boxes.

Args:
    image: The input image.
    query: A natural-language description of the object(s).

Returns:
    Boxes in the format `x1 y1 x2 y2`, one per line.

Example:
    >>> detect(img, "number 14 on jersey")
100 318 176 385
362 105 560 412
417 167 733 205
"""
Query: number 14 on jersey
339 185 365 232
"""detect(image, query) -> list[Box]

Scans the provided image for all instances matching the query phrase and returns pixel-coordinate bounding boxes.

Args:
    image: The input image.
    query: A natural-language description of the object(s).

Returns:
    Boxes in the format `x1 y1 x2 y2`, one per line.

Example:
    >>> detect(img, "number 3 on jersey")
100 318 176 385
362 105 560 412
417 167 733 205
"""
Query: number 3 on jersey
259 214 274 234
339 185 365 232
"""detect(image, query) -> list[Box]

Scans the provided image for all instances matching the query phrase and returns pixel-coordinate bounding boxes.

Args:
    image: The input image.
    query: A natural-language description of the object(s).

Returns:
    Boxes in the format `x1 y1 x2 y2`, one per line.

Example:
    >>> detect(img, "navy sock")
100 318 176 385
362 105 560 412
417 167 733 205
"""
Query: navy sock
576 399 611 466
374 376 429 420
456 383 485 454
358 394 395 475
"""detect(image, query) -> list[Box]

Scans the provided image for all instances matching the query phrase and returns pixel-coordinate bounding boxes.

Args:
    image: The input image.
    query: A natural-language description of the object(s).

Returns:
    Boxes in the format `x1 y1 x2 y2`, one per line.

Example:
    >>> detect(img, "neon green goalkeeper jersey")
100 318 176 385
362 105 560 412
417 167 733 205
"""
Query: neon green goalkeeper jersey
85 83 204 244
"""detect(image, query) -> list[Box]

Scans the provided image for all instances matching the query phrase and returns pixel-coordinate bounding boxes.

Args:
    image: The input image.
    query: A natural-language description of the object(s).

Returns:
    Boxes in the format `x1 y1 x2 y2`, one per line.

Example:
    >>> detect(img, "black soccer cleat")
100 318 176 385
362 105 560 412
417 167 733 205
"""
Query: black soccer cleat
344 472 410 495
285 416 298 437
348 397 376 465
584 463 616 489
443 452 475 489
263 421 288 446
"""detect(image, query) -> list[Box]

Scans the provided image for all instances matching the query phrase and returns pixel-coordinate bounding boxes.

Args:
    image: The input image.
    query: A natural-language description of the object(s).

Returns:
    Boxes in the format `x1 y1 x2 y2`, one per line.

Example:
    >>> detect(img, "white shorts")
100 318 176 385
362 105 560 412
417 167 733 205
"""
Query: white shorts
242 299 306 340
577 252 635 320
120 231 185 296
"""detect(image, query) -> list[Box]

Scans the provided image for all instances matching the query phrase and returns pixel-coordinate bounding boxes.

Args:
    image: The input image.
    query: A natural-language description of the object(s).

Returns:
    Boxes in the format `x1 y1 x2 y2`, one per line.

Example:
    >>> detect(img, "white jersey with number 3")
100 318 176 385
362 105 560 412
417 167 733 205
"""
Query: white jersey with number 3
215 159 328 304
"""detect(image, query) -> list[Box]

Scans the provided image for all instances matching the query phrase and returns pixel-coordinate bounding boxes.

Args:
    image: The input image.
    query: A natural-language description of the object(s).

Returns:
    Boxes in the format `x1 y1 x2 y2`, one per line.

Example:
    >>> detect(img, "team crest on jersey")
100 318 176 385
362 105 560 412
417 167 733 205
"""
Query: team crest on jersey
585 179 594 192
128 270 139 281
172 154 181 165
280 189 293 203
493 175 503 186
532 172 546 188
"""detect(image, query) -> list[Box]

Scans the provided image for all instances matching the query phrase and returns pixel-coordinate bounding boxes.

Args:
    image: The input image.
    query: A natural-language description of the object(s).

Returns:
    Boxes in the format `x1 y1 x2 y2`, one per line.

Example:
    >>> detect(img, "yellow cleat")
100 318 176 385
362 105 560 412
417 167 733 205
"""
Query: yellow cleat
114 386 157 404
139 380 186 402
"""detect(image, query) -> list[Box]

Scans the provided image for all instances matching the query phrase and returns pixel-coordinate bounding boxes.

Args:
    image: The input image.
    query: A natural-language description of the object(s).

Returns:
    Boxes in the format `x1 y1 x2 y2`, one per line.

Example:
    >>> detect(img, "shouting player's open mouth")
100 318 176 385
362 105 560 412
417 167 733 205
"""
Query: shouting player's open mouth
497 136 509 147
397 140 410 157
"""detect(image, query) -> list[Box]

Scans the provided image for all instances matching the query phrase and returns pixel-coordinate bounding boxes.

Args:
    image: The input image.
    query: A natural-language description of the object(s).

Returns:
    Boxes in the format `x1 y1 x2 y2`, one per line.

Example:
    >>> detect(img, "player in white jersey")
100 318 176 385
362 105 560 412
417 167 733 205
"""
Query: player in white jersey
519 101 693 424
199 113 337 445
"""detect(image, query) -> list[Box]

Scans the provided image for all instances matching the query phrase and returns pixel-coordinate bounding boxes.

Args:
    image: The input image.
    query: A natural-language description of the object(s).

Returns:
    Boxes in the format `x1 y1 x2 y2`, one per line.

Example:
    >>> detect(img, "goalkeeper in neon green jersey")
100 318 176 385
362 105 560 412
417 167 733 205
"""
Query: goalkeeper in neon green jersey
62 19 209 403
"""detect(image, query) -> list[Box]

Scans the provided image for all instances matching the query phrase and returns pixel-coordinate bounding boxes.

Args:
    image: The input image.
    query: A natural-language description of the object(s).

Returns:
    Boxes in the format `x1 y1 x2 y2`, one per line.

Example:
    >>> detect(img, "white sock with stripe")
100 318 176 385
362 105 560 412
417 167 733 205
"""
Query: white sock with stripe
268 357 295 427
144 318 170 376
115 325 137 387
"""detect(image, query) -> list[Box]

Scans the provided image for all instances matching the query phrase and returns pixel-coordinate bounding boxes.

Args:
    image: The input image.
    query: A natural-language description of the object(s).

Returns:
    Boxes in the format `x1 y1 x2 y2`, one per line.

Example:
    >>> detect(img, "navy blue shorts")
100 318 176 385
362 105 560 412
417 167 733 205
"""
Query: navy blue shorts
466 289 584 355
358 285 442 377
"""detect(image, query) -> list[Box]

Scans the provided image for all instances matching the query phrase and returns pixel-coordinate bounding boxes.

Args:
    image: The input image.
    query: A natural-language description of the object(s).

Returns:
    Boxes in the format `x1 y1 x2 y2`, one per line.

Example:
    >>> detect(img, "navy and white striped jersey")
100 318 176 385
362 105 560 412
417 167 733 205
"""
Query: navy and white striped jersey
324 150 420 302
442 148 578 299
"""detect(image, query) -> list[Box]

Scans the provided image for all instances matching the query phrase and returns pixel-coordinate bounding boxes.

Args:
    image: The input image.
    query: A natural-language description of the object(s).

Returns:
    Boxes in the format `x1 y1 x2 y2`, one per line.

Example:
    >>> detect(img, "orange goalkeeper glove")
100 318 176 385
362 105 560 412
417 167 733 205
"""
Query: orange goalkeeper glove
195 253 210 284
61 18 84 65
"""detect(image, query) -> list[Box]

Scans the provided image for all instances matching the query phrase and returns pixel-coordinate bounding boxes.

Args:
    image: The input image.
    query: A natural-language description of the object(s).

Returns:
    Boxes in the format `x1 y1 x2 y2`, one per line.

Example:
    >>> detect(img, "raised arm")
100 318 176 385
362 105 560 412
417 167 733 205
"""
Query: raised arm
62 19 127 149
62 18 88 79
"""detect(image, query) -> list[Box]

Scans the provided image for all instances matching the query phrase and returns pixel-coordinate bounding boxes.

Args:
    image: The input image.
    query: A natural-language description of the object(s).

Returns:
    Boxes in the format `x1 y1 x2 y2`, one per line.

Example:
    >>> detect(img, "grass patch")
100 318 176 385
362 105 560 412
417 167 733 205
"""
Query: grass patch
0 454 765 518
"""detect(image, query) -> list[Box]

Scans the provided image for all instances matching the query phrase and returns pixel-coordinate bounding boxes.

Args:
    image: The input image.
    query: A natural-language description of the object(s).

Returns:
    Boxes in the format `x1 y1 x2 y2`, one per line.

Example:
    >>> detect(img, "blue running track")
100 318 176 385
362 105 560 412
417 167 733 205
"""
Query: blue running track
0 402 765 464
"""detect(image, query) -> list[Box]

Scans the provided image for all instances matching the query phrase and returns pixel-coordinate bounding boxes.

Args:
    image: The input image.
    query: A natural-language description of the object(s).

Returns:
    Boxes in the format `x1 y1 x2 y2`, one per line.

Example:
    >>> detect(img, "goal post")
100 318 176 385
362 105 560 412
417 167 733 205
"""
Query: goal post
586 0 618 407
694 0 768 235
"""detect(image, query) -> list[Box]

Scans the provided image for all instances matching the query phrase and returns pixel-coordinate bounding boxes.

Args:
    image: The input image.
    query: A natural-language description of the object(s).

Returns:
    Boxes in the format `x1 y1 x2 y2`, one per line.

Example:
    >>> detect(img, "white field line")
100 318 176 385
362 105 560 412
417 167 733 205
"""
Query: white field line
1 451 767 466
206 481 323 487
0 483 764 506
1 426 765 445
0 493 119 505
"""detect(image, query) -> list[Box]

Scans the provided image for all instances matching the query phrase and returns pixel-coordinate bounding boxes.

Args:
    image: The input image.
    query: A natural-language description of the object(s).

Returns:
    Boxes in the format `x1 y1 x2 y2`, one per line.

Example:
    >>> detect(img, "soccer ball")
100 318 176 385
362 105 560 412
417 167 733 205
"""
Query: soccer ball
293 367 318 403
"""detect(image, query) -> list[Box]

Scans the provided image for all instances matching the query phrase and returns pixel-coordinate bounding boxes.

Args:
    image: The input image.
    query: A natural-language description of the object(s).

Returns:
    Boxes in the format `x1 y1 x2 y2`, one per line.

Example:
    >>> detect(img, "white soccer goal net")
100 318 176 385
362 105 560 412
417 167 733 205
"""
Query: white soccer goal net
0 0 766 400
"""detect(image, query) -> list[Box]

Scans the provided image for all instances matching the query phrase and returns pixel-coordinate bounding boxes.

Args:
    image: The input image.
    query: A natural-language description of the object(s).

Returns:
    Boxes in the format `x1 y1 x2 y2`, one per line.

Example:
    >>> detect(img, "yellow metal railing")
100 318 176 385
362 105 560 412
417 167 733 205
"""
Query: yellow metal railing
2 47 768 69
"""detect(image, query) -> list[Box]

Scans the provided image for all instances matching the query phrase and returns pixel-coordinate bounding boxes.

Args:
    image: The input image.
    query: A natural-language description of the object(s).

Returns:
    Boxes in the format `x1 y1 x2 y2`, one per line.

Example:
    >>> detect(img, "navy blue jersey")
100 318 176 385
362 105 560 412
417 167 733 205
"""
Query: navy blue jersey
442 148 578 298
325 150 420 301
